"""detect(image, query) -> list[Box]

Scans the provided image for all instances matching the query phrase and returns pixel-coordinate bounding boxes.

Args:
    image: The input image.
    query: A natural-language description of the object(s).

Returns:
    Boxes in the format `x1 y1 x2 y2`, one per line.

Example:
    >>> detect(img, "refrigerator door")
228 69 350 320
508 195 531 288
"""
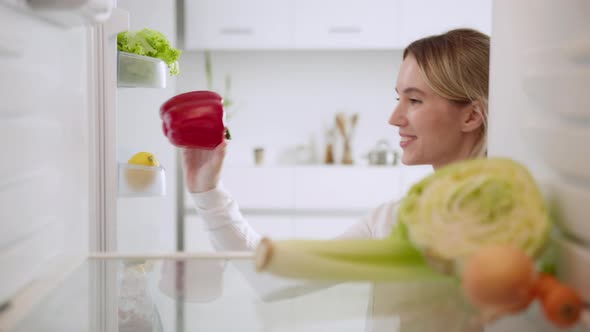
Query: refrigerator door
488 0 590 330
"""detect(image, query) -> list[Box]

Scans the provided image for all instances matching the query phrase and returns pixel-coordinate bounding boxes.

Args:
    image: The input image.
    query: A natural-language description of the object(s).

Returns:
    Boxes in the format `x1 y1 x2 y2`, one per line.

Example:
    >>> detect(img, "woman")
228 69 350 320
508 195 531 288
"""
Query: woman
182 28 490 331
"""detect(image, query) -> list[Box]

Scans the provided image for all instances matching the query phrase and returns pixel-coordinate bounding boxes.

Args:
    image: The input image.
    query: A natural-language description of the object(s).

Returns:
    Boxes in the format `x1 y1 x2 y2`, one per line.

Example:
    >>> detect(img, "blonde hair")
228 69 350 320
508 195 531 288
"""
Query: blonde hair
403 28 490 158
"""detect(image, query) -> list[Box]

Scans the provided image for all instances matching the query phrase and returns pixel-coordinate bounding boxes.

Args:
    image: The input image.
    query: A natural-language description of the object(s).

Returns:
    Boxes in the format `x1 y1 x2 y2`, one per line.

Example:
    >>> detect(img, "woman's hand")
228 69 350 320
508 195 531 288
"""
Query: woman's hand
182 141 228 193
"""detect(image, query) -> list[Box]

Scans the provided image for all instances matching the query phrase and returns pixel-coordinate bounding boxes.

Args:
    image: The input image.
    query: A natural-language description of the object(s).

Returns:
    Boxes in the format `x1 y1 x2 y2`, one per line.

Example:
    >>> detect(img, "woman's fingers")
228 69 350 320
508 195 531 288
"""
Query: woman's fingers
181 142 228 193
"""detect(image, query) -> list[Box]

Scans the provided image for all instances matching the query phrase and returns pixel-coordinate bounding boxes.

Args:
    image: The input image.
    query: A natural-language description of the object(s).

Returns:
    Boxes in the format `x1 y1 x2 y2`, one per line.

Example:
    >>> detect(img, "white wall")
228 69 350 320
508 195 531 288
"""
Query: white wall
116 0 179 253
176 50 404 166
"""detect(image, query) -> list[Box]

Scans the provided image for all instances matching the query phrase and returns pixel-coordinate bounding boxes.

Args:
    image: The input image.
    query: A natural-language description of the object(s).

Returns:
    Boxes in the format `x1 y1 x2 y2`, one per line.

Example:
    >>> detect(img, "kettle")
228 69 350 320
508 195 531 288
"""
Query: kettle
366 139 399 166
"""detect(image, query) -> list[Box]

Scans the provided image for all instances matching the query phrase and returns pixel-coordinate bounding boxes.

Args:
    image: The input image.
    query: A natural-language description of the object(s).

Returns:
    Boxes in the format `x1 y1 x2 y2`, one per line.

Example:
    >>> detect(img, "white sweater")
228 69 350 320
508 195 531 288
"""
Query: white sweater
190 186 482 332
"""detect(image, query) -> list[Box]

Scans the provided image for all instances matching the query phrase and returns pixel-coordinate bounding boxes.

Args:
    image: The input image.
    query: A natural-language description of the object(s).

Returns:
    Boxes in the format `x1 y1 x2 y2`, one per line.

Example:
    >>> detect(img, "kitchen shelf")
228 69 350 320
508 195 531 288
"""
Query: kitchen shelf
117 52 166 89
117 163 166 197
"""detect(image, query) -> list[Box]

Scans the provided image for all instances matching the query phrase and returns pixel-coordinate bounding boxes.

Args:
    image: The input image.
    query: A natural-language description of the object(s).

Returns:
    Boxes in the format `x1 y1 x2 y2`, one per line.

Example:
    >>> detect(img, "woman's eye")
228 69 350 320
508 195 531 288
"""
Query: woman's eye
409 98 422 104
395 97 400 102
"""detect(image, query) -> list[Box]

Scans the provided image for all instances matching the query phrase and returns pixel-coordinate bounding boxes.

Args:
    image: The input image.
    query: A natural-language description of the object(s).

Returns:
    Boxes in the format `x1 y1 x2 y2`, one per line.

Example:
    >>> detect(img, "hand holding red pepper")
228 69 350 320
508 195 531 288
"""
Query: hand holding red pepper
182 142 227 193
160 90 230 149
160 90 231 192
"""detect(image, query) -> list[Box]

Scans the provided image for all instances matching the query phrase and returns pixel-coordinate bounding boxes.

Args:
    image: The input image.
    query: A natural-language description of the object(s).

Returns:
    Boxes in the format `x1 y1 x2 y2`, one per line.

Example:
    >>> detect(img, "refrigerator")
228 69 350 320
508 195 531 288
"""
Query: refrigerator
0 1 180 331
0 0 589 331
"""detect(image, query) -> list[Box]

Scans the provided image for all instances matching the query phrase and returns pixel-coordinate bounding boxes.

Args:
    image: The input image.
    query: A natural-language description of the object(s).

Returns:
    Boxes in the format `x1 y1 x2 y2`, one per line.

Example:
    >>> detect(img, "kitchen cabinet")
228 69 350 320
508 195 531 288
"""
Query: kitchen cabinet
183 0 491 50
183 0 293 50
398 0 492 46
183 165 432 244
292 166 405 210
293 0 401 49
184 165 428 212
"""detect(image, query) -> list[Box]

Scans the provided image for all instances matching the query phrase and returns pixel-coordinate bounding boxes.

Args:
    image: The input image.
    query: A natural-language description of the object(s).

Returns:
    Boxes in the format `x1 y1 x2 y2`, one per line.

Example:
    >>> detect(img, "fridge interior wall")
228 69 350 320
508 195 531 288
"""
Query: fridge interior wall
0 7 90 306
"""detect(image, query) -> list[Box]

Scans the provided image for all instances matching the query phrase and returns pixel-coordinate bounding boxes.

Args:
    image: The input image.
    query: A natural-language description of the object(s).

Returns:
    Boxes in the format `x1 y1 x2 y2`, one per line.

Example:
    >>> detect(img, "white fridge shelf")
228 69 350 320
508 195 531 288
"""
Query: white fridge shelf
2 0 114 27
117 52 166 89
117 163 166 197
556 235 590 303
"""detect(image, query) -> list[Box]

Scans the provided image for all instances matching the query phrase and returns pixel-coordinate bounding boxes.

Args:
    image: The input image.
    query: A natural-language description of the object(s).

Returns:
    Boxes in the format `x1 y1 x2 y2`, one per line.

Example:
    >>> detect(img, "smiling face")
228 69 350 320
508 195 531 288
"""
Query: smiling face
389 55 479 169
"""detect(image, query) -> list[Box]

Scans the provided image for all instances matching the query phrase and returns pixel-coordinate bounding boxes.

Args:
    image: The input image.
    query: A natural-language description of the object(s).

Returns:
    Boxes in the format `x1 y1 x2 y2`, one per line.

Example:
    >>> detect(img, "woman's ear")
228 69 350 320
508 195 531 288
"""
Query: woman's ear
461 101 485 133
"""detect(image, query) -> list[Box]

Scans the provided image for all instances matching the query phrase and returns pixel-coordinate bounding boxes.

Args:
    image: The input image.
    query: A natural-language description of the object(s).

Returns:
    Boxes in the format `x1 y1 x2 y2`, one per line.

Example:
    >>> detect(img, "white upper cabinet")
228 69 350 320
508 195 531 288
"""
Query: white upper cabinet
398 0 492 46
293 0 400 49
183 0 491 50
184 0 293 50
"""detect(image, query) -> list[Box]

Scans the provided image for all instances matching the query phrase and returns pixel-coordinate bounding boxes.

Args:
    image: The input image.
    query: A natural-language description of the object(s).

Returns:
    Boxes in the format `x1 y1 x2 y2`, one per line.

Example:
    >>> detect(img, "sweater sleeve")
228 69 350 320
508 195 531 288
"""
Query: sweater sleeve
190 185 335 301
336 200 401 239
190 185 261 251
189 188 399 304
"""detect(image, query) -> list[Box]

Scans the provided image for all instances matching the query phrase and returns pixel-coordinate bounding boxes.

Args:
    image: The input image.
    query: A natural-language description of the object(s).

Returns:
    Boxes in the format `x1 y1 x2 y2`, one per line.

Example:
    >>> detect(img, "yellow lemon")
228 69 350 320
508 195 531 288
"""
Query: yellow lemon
128 152 160 167
126 152 160 191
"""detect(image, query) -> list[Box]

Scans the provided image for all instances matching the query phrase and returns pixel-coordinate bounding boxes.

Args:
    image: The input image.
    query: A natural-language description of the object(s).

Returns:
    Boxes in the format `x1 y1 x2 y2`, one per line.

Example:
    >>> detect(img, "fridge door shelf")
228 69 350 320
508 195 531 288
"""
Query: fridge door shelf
549 180 590 246
522 68 590 120
117 163 166 197
117 52 166 89
521 120 590 182
525 43 590 70
556 235 590 303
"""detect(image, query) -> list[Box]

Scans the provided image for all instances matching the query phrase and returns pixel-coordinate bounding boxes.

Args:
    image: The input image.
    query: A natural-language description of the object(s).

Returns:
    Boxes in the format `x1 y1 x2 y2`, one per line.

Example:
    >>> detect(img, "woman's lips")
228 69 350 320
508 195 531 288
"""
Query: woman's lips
400 135 417 148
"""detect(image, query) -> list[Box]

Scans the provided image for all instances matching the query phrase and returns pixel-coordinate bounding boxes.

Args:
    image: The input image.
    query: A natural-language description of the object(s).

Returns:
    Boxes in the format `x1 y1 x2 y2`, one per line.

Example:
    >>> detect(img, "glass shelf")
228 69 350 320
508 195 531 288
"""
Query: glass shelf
117 52 167 89
117 163 166 197
6 255 589 332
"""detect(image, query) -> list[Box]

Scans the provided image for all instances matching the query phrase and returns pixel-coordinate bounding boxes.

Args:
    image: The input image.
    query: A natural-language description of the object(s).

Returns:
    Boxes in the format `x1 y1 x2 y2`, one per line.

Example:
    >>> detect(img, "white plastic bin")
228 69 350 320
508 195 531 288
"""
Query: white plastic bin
117 52 166 88
118 163 166 197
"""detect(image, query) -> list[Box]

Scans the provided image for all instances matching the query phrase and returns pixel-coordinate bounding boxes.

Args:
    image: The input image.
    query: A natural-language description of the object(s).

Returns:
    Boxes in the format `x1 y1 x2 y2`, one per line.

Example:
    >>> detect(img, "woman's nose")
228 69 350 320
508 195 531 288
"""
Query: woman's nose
389 103 407 127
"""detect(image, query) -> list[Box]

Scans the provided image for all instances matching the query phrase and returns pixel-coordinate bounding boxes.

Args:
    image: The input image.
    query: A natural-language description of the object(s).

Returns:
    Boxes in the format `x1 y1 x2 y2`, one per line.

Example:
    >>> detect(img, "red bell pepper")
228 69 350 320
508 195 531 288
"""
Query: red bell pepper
160 91 231 149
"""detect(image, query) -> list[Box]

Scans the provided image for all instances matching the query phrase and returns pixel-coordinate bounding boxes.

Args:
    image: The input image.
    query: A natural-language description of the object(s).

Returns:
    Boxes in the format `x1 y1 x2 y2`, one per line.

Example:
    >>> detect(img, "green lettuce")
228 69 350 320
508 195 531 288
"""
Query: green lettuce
117 28 181 76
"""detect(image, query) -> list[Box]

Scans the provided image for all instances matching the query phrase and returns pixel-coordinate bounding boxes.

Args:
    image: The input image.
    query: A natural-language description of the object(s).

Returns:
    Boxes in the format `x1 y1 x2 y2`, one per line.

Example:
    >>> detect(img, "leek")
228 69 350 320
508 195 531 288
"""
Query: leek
255 223 450 282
